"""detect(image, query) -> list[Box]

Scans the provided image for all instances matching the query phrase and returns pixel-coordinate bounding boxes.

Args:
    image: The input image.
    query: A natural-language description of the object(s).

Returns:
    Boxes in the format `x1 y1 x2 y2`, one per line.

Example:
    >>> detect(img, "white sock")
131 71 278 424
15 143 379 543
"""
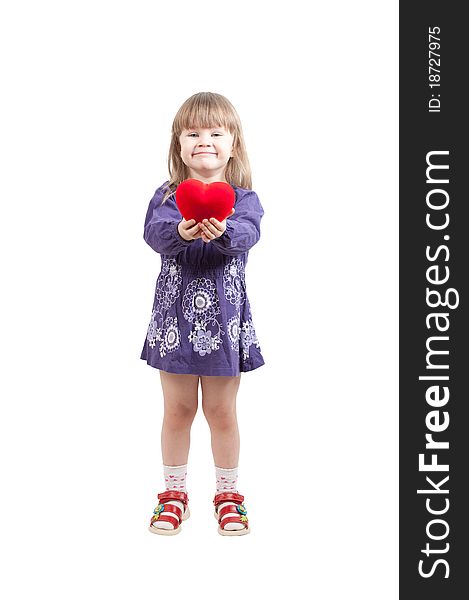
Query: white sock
165 463 187 492
216 465 238 492
215 466 244 531
152 464 187 531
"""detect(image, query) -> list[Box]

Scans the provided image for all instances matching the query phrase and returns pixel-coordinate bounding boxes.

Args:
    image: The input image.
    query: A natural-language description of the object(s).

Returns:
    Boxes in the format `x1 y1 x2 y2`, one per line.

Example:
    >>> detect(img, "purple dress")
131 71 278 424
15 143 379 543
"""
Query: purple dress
140 181 265 376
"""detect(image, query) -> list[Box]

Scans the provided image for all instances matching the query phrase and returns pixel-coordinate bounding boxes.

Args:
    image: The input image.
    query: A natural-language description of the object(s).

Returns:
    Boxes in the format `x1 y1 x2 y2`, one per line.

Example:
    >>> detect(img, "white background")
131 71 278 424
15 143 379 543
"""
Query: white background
1 1 398 598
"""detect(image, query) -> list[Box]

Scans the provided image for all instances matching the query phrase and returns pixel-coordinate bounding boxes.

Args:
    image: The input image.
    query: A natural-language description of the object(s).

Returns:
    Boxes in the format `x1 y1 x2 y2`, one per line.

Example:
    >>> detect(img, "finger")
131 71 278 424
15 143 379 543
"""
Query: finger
202 220 220 235
183 218 196 227
201 224 216 239
187 222 201 234
198 222 215 239
208 218 223 231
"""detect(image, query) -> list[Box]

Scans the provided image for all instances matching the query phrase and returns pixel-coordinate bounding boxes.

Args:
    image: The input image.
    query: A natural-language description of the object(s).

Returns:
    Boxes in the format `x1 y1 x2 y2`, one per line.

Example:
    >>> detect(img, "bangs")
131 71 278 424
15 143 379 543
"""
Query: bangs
173 92 238 135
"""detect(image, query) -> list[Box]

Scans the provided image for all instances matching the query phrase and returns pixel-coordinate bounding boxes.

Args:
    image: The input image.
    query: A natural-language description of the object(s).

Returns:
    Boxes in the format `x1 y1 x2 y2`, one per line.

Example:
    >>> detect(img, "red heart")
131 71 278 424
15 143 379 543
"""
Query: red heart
175 179 235 224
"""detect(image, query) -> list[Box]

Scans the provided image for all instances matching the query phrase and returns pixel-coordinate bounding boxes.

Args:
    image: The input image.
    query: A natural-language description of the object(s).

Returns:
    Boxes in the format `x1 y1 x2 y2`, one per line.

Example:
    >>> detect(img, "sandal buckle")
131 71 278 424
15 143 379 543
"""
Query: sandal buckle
153 503 165 519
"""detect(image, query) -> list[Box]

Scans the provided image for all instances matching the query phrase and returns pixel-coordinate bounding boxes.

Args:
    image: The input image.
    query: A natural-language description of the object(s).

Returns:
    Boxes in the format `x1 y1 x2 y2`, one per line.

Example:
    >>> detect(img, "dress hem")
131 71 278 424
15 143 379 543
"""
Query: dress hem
139 354 265 377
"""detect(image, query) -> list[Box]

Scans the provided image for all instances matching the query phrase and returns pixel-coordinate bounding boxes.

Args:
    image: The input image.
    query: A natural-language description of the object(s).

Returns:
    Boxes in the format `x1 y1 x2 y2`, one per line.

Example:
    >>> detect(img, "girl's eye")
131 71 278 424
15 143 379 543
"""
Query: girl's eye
187 132 223 137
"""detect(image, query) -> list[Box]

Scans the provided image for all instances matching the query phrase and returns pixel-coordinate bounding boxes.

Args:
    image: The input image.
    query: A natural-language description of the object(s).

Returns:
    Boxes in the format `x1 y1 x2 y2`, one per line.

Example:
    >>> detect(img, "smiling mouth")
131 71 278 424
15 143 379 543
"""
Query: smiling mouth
193 152 217 156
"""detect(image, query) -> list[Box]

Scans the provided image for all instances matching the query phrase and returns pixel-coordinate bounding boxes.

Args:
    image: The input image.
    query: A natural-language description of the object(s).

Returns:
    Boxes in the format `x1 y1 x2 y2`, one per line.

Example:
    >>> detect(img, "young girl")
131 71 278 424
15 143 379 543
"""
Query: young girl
140 92 265 536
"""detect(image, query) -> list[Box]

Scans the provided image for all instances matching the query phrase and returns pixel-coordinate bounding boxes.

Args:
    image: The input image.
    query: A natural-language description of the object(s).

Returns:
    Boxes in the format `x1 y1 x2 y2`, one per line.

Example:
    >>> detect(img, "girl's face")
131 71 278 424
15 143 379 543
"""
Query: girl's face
179 126 234 183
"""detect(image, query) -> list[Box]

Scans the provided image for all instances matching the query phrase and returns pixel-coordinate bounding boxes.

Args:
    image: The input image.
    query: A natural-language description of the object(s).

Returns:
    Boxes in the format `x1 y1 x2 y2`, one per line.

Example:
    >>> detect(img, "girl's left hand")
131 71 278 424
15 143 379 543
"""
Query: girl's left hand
199 208 235 243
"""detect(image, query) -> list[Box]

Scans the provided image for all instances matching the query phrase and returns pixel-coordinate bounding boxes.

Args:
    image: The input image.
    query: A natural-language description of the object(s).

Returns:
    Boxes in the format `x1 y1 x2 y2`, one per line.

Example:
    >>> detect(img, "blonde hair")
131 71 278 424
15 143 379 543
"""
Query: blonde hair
162 92 252 203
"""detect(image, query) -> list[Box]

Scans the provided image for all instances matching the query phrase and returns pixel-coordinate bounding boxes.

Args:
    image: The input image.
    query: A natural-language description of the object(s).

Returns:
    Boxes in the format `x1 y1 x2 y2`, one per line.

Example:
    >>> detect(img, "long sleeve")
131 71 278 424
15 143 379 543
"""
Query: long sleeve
211 189 264 256
143 184 195 255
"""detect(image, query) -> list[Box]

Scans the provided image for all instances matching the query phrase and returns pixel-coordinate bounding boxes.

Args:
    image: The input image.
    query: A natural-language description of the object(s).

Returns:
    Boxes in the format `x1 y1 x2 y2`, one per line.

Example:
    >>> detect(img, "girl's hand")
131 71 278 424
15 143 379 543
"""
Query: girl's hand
199 208 235 243
178 218 203 241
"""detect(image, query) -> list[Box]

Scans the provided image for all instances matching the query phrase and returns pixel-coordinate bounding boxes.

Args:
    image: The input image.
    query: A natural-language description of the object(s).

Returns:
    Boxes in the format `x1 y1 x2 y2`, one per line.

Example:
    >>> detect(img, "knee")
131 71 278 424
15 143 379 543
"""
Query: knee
164 401 198 429
202 400 237 430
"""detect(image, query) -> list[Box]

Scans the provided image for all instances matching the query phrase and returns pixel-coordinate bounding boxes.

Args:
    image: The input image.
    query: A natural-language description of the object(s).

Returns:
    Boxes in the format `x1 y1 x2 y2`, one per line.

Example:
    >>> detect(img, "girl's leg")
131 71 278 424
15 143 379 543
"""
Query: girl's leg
150 371 199 533
200 375 241 468
201 375 247 533
160 370 199 466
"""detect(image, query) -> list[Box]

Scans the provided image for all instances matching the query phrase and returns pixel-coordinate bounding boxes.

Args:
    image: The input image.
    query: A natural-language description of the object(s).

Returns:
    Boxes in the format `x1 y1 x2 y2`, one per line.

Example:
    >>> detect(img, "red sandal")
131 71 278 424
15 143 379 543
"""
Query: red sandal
213 492 250 536
149 490 190 536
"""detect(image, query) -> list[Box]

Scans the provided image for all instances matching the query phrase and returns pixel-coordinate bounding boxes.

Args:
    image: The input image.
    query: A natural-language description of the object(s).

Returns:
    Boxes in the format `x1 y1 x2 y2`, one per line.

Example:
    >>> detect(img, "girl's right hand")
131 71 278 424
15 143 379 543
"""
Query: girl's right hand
178 218 202 241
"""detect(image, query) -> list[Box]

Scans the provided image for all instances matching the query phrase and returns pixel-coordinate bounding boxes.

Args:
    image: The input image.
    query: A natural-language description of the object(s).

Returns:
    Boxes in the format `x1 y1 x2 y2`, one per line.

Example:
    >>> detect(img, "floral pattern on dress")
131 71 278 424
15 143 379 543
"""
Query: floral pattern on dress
227 314 241 352
189 327 221 356
223 259 260 361
240 319 261 361
155 258 183 309
183 277 224 356
160 316 181 356
223 258 246 308
146 259 182 357
145 257 261 363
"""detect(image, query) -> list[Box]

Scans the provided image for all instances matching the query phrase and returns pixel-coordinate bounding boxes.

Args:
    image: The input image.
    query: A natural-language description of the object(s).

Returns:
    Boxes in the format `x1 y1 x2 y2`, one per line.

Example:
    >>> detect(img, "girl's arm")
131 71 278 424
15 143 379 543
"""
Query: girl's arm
210 189 264 256
143 184 195 255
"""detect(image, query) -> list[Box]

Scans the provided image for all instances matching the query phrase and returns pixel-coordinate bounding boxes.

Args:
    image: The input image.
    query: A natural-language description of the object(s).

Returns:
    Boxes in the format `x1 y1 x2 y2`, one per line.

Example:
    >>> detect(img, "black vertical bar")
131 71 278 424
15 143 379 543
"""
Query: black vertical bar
400 2 467 596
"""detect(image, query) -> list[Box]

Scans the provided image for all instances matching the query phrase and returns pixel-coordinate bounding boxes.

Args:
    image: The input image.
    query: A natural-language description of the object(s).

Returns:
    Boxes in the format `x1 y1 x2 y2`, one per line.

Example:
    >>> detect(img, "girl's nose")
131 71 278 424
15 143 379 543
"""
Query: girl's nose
198 133 213 146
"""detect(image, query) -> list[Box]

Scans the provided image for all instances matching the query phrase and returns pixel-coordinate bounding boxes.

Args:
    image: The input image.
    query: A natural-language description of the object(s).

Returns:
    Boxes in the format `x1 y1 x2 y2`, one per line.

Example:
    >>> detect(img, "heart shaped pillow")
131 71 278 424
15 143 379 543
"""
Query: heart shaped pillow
175 179 235 224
